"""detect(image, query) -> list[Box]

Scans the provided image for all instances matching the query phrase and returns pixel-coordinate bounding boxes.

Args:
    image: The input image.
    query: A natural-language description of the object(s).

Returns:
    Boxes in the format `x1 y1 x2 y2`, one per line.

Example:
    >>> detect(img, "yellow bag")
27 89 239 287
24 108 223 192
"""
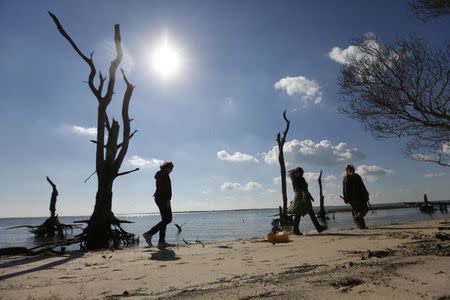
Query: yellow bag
267 231 290 243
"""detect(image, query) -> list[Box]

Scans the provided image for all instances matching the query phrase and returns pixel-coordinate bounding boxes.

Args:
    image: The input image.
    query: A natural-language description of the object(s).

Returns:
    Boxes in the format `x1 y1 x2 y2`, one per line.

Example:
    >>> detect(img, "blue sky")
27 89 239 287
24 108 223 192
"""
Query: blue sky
1 0 449 217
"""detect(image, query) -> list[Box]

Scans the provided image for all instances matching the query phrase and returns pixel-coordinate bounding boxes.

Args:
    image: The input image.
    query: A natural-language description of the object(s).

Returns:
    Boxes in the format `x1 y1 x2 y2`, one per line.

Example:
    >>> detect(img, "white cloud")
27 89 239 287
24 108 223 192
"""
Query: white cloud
71 125 97 137
220 181 263 192
274 76 322 105
273 176 281 185
217 150 258 163
356 164 393 183
128 155 163 168
329 35 379 65
263 139 365 166
424 172 447 178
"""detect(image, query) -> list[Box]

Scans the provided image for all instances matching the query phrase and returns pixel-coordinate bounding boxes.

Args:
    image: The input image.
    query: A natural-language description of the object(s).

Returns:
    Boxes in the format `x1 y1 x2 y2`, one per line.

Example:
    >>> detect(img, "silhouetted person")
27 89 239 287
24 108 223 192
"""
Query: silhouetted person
288 167 326 235
342 165 369 229
143 161 174 249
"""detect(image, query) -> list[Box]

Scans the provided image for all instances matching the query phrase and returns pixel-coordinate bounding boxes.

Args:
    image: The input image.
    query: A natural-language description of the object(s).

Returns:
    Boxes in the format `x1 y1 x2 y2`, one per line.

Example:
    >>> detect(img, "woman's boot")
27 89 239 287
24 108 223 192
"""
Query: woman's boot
293 214 302 235
309 210 326 233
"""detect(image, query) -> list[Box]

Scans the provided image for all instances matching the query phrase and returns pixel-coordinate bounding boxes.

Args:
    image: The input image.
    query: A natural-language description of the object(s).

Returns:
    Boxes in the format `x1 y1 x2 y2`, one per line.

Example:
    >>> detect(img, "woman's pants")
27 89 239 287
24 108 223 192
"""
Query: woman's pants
146 200 172 243
294 208 324 233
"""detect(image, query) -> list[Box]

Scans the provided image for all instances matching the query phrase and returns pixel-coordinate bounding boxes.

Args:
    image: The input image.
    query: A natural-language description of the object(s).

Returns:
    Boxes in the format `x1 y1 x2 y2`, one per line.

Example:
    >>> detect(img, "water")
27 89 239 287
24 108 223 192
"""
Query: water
0 208 447 249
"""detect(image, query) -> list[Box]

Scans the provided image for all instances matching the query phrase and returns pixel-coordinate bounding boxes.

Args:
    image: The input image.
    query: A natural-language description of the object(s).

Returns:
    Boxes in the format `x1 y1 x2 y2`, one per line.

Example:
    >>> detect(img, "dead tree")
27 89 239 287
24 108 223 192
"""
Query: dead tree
317 170 328 220
7 177 78 238
276 110 290 225
47 176 58 218
49 12 139 250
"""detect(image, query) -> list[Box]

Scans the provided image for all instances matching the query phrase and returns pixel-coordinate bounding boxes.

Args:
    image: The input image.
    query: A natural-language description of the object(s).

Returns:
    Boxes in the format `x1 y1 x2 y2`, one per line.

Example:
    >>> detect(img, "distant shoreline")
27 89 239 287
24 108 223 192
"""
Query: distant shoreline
1 201 449 219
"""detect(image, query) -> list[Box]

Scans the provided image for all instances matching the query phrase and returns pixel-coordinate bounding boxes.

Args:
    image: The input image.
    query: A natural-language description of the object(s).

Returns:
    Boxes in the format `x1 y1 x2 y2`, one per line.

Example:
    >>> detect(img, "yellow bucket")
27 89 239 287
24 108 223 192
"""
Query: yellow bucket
267 231 290 243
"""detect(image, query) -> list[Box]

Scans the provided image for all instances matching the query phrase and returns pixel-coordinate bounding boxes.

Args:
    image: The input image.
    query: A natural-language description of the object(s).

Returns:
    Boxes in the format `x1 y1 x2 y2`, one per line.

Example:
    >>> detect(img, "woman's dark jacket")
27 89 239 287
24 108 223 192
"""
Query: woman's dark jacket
343 173 369 204
153 170 172 202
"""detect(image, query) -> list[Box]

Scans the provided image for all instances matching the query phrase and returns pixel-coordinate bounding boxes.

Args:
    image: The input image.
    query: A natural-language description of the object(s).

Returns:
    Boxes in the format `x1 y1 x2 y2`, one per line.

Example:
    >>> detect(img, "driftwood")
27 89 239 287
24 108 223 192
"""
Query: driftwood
7 177 79 239
0 236 81 257
276 110 291 226
175 224 183 233
317 170 329 220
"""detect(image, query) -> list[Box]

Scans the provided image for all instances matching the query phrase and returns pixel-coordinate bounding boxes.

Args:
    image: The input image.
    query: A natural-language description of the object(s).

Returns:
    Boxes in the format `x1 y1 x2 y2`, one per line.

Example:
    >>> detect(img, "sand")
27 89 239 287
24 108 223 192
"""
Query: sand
1 218 449 299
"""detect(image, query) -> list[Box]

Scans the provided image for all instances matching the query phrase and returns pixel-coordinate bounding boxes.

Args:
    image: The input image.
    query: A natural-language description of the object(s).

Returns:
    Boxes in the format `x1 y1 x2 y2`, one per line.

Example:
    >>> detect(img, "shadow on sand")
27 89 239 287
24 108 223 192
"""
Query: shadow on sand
149 249 180 261
0 251 84 281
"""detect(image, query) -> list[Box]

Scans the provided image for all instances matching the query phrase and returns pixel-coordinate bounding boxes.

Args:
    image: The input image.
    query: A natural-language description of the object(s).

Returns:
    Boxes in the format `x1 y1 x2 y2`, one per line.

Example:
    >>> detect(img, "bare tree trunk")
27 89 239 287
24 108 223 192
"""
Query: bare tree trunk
47 176 58 218
317 170 327 220
276 110 290 225
49 12 139 250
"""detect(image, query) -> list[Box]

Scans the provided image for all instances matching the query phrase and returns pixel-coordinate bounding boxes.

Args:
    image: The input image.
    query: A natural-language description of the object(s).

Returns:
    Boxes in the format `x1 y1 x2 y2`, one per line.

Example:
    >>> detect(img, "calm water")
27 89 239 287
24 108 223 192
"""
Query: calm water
0 207 447 249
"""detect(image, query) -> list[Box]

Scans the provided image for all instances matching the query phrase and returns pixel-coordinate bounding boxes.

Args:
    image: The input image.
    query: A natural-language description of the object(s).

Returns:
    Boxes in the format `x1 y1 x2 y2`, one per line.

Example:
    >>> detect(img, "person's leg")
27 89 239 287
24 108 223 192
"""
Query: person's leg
158 201 173 244
293 214 302 235
143 201 166 246
308 209 326 232
351 203 368 229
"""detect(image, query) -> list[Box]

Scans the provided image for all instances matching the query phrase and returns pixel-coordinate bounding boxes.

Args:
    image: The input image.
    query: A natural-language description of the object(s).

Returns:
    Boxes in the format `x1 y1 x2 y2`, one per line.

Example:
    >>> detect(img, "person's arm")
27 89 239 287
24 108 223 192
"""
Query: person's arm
358 174 369 200
343 178 348 203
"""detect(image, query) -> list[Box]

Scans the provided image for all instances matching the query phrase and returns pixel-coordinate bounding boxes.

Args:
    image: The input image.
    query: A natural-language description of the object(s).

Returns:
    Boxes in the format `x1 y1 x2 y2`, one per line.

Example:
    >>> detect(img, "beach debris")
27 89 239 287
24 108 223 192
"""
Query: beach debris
362 248 395 260
196 240 205 247
216 245 233 249
175 223 183 233
182 239 190 245
435 232 450 241
332 277 364 293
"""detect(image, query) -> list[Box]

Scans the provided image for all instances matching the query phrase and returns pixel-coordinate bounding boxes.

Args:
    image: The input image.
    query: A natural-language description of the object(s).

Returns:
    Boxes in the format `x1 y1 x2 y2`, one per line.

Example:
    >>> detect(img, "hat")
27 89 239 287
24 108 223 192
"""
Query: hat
160 161 174 170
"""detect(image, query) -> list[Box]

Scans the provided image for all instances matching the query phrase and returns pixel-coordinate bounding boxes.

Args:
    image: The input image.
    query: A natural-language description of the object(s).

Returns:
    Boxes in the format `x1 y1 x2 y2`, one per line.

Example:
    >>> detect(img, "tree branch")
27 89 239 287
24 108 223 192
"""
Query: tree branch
48 12 101 101
103 24 123 105
114 69 135 172
116 168 139 177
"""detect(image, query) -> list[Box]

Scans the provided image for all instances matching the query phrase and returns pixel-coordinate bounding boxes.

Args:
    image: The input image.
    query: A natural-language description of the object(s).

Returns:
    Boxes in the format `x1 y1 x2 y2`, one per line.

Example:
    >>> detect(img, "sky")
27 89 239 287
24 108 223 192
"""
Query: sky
0 0 449 217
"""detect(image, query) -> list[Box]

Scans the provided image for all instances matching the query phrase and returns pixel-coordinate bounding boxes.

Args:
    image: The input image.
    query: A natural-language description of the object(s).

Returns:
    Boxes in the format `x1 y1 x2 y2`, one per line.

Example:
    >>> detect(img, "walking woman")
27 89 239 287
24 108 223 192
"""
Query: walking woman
288 167 326 235
143 161 174 249
342 164 369 229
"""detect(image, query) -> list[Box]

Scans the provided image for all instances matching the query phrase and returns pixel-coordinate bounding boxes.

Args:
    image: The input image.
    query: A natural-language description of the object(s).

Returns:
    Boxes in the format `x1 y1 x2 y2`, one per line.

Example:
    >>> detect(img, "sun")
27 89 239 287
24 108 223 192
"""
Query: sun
151 36 180 79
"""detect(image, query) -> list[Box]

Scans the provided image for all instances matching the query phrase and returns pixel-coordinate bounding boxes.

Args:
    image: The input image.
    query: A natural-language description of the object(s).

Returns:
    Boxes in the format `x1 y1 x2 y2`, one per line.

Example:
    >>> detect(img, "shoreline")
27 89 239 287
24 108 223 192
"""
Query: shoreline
2 201 449 219
1 218 449 299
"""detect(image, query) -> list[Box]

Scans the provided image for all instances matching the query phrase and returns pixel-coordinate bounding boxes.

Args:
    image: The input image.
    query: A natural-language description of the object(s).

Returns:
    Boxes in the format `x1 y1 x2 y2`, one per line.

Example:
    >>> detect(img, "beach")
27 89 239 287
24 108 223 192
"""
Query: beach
1 218 449 299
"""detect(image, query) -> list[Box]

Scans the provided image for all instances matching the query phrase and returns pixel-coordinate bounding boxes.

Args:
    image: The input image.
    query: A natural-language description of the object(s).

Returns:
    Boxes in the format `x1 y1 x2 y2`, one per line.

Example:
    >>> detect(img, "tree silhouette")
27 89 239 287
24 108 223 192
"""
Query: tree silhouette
49 12 139 249
276 110 290 224
338 37 449 167
410 0 450 21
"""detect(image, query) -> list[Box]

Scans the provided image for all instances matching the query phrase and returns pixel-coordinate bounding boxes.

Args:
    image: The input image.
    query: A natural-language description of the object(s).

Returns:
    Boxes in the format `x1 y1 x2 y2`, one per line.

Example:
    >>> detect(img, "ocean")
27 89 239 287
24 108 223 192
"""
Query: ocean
0 207 447 249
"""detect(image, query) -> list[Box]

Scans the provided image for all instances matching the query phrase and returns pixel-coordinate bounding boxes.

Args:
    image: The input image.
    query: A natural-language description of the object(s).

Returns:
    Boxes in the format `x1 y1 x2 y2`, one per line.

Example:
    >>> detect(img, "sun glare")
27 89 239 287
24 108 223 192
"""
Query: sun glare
151 36 180 79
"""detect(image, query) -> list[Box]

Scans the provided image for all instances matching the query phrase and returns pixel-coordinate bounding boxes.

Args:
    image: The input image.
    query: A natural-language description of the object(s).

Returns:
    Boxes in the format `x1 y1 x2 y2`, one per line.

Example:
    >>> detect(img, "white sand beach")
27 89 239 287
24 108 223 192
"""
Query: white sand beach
1 218 449 299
